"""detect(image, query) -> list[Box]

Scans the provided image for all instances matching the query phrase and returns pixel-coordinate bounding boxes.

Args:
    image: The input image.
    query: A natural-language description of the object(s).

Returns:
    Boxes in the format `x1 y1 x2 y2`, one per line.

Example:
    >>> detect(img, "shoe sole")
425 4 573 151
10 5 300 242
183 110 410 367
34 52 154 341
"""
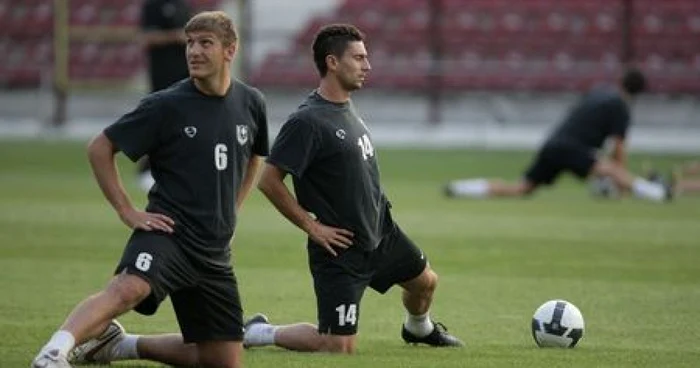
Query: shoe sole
32 349 71 368
71 320 125 363
244 313 270 329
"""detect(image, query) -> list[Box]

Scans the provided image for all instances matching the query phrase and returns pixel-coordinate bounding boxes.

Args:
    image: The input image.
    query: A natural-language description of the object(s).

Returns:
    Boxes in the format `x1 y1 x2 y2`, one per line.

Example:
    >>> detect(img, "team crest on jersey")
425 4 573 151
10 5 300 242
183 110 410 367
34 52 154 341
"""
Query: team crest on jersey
184 126 197 138
236 125 249 145
335 129 346 140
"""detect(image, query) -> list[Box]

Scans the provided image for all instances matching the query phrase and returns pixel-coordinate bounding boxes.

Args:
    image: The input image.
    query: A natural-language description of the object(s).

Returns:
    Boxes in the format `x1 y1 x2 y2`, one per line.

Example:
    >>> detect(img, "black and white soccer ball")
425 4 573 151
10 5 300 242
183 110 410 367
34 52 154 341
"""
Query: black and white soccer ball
531 300 585 348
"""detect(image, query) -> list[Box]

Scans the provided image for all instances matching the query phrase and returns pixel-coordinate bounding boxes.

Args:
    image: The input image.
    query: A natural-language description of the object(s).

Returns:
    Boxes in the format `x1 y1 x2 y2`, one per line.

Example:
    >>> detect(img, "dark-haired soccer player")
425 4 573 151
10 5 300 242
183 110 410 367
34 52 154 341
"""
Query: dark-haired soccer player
136 0 193 191
32 11 266 368
445 68 671 202
243 23 463 354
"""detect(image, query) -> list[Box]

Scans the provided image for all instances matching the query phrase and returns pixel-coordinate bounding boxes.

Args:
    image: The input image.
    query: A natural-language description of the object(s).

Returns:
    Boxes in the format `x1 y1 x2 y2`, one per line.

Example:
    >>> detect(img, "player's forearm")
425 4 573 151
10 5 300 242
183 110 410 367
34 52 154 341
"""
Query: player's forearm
258 178 316 235
236 156 264 211
612 150 626 168
611 138 627 168
87 134 135 217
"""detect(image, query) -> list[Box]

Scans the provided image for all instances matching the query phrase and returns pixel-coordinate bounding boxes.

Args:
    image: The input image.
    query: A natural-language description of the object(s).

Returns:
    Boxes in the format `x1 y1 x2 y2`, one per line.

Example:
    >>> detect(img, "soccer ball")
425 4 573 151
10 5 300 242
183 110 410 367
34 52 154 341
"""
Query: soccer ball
531 300 584 348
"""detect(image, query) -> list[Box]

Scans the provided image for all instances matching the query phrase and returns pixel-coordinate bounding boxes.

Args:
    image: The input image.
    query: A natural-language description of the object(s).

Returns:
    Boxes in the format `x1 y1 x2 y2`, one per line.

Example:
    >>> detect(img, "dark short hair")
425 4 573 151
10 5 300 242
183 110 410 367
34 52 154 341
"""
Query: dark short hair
312 24 365 77
621 67 647 96
185 11 238 46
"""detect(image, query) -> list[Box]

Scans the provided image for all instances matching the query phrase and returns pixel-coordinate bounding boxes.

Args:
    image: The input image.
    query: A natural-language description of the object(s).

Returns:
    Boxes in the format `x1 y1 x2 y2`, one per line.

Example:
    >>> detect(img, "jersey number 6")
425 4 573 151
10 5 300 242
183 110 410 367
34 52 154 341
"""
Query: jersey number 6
214 143 228 171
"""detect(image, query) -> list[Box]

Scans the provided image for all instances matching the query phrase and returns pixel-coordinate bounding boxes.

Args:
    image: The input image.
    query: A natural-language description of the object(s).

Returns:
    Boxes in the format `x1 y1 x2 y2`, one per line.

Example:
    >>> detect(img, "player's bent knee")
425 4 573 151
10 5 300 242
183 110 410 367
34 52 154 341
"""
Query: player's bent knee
422 268 438 292
104 273 151 311
402 267 438 295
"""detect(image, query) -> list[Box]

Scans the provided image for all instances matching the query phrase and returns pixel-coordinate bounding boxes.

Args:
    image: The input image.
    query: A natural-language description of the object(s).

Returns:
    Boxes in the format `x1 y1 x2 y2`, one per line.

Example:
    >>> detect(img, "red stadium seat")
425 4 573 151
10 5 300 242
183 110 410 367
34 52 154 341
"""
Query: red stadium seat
0 2 9 33
70 0 100 26
0 35 51 87
0 0 226 87
4 1 54 36
114 2 140 26
68 41 144 81
5 0 694 92
249 52 317 88
245 0 699 93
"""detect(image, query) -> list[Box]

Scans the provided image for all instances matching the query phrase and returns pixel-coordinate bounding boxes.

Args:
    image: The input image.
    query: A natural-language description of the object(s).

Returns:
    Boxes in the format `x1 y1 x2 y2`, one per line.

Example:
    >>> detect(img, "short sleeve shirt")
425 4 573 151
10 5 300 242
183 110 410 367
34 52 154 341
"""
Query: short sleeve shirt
547 87 630 149
105 79 268 260
267 91 387 251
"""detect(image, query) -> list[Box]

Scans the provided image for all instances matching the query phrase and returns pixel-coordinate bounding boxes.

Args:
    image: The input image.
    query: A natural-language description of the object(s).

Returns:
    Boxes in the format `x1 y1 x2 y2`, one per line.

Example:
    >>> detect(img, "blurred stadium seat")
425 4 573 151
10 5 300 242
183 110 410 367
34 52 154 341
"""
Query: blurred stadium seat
0 33 52 87
0 0 222 89
0 0 697 93
250 0 699 94
631 0 700 93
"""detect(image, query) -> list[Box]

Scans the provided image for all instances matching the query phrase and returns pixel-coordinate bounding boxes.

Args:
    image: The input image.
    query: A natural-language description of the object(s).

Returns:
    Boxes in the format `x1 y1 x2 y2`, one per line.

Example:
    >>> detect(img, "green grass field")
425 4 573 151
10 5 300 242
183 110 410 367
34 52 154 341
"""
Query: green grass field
2 140 699 367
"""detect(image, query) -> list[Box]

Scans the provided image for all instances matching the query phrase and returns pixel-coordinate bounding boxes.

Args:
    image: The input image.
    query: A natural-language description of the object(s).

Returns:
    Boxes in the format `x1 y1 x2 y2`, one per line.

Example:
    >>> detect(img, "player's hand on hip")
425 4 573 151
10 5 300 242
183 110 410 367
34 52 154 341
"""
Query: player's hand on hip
120 208 175 233
308 222 354 257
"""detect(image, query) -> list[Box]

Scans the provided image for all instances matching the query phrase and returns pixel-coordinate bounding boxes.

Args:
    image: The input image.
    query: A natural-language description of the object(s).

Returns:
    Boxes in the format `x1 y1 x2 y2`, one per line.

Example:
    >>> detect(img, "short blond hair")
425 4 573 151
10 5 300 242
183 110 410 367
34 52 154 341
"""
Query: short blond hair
184 11 238 46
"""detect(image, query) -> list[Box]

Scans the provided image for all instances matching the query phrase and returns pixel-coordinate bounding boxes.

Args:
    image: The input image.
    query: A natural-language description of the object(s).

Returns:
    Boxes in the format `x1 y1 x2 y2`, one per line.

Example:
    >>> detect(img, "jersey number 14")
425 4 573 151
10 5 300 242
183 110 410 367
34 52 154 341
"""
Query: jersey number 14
335 303 357 326
357 134 374 160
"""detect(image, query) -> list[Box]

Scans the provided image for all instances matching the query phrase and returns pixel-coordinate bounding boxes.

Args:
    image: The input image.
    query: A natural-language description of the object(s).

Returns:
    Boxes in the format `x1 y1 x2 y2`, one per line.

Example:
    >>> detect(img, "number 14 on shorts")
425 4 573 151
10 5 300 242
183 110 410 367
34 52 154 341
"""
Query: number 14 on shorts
336 304 357 326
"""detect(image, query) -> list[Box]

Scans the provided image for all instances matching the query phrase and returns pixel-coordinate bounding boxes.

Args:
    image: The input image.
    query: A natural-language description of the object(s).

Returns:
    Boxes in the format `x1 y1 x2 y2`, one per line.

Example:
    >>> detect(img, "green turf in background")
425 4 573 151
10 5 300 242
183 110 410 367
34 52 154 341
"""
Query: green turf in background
2 141 699 367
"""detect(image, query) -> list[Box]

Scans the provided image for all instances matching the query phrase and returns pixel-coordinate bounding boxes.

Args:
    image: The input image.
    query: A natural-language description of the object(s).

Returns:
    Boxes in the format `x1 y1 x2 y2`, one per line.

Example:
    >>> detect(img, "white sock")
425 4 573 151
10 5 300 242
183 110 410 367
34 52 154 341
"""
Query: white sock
448 179 490 198
111 334 140 360
632 178 665 201
43 330 76 357
244 323 277 347
404 312 434 337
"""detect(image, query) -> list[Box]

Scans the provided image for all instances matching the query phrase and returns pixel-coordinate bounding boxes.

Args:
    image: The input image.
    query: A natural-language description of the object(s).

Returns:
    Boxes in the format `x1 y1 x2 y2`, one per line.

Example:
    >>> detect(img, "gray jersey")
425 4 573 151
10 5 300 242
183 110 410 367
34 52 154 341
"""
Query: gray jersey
268 91 388 251
105 79 269 263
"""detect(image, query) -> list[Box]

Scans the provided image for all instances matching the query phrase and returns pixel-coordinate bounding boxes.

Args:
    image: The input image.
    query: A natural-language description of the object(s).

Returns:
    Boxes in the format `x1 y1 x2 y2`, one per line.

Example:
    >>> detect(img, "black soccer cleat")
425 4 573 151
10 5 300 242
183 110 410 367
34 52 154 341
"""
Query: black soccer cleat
402 322 464 347
244 313 270 330
664 177 675 202
645 169 663 183
645 170 675 202
443 183 457 198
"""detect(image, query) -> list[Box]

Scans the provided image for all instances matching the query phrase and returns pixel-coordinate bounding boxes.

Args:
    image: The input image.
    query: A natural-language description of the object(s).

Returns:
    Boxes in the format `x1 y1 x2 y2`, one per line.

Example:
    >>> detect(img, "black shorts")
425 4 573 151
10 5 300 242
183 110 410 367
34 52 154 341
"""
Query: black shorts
116 231 243 343
308 215 427 335
524 140 597 186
